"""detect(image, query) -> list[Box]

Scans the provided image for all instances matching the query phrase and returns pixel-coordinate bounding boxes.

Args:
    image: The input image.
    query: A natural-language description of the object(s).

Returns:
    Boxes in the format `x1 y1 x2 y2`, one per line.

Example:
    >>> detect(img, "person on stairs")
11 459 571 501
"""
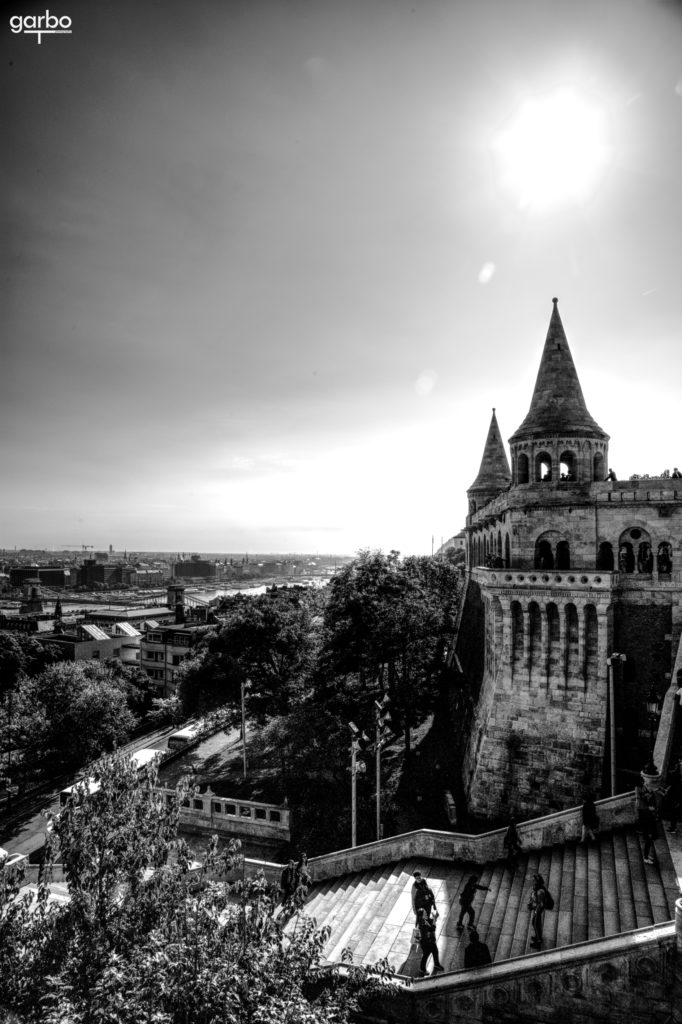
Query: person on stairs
528 873 547 949
503 818 522 871
581 795 599 843
416 908 444 976
662 766 682 834
412 876 437 924
456 874 490 930
641 796 659 864
464 928 492 968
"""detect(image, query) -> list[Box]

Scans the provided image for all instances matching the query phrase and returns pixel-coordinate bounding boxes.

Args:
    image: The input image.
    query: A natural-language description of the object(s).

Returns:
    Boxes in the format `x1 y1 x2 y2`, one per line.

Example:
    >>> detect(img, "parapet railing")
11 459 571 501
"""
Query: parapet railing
240 791 638 884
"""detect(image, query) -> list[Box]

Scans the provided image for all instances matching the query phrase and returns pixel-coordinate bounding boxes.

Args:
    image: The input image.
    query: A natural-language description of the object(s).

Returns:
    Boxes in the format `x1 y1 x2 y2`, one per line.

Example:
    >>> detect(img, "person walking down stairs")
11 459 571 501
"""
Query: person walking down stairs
581 795 599 843
416 908 444 976
503 818 522 871
456 874 490 930
528 873 547 949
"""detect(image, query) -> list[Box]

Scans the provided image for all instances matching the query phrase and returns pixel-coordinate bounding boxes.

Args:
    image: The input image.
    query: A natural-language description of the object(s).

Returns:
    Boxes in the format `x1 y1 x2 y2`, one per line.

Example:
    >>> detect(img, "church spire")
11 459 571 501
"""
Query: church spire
509 298 607 442
468 408 512 506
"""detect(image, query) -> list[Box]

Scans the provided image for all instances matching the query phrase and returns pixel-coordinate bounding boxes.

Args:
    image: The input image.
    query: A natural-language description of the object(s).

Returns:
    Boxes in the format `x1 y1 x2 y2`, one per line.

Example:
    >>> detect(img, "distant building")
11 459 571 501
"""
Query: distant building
140 620 208 696
9 567 72 589
171 557 216 580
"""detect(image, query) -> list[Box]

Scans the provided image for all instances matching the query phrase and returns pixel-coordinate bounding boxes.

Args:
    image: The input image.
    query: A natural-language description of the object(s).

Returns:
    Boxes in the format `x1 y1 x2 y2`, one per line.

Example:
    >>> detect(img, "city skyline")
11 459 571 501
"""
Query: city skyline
3 0 682 555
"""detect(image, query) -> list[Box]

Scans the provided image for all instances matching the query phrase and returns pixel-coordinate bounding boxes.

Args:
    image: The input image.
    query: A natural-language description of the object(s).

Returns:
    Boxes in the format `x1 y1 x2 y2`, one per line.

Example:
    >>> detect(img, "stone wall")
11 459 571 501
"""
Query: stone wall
381 918 676 1024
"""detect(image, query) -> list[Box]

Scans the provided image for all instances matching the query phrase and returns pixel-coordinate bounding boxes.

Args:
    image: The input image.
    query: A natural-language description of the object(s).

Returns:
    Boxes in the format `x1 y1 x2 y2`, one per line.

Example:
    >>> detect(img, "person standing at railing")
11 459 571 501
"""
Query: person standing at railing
503 819 522 871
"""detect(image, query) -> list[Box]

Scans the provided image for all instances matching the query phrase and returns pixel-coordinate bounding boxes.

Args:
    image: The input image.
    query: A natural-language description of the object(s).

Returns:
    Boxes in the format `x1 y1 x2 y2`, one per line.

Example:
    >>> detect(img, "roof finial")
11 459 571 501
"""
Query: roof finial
552 296 558 305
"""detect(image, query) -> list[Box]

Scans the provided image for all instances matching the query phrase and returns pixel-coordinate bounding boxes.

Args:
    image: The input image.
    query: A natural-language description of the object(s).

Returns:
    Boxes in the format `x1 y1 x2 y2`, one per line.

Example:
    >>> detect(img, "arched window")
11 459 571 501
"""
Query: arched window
618 542 635 573
535 452 552 482
560 451 576 481
517 453 529 485
505 533 511 568
596 542 614 571
535 539 554 570
658 542 673 576
637 542 653 574
593 452 604 481
619 527 651 574
556 540 570 570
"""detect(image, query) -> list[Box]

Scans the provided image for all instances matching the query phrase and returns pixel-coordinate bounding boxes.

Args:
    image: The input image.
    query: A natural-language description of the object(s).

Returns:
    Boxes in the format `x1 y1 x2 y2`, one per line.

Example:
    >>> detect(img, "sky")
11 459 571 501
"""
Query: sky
2 0 682 556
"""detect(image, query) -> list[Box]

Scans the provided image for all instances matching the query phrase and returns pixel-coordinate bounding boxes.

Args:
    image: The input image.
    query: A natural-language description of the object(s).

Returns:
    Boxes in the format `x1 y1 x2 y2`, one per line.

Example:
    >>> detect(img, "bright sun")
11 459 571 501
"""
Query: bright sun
493 88 611 212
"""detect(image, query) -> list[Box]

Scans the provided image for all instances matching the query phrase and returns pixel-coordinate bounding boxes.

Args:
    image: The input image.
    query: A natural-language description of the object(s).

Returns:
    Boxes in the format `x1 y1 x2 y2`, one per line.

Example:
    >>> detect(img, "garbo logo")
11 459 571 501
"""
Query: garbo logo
9 10 72 44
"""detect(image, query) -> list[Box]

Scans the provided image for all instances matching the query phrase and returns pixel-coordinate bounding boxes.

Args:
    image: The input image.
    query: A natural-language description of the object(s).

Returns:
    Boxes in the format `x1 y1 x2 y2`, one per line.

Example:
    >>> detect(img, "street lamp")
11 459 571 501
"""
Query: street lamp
348 721 368 847
644 688 661 776
607 653 626 795
241 678 251 781
374 694 391 841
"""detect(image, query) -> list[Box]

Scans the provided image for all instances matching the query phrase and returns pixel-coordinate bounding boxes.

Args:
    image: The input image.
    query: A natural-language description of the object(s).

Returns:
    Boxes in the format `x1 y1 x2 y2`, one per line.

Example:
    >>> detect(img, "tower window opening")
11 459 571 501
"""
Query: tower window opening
535 539 554 570
560 451 576 481
556 540 570 570
596 542 614 571
658 542 673 575
593 452 605 481
517 453 529 484
618 542 635 574
535 452 552 482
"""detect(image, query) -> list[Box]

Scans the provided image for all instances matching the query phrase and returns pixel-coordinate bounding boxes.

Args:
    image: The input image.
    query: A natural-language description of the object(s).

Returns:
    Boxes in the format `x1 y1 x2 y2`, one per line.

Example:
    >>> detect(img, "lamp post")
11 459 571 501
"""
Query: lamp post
374 693 391 841
348 721 368 847
644 688 661 776
241 677 251 781
607 653 626 795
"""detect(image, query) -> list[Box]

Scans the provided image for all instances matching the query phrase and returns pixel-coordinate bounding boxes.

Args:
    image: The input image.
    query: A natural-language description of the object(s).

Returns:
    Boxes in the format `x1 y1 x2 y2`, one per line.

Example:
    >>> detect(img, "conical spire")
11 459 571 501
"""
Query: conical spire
509 299 608 442
468 408 512 496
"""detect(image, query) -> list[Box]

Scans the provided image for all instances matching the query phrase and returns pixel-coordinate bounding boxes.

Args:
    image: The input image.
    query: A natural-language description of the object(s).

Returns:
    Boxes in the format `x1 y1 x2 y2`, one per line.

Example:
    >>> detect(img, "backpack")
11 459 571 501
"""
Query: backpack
543 889 555 910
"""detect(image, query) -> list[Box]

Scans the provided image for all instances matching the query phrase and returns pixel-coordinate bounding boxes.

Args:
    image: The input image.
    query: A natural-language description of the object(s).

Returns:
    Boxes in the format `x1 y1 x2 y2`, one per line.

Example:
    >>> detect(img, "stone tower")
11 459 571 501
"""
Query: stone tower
461 300 682 820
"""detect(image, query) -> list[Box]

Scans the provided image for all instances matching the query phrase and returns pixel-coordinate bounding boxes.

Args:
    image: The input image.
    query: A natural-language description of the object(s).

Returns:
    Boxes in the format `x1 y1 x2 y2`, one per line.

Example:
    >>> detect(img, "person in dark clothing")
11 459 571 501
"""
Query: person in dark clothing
581 795 599 842
456 874 490 929
503 819 522 870
464 928 492 968
641 801 658 864
528 873 546 949
662 769 682 834
416 908 444 976
413 877 437 924
280 859 297 902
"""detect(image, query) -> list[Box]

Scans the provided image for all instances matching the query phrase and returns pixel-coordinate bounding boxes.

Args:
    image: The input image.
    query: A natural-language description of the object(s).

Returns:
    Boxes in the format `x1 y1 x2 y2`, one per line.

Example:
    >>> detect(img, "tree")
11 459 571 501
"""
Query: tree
0 752 395 1023
12 661 138 783
318 550 463 758
178 588 320 725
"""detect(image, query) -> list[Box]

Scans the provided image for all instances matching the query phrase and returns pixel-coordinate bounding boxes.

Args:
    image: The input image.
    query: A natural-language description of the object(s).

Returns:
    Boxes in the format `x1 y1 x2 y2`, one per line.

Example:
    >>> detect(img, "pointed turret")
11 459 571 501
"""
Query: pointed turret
509 299 607 443
508 300 609 486
468 408 512 511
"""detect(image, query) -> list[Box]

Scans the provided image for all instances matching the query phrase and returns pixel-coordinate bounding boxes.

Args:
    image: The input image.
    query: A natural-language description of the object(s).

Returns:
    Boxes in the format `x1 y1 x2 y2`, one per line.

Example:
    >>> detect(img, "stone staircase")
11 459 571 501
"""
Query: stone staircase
299 826 680 977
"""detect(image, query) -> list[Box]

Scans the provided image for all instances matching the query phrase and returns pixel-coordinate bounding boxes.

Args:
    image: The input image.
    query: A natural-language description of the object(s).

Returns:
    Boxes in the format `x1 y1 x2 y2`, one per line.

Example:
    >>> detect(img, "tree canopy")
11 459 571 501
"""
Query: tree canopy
0 753 395 1023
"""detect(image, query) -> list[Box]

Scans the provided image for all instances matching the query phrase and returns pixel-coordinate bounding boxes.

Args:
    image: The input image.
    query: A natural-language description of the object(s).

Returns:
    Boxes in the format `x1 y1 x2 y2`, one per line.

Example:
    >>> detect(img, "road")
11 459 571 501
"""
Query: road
0 724 177 859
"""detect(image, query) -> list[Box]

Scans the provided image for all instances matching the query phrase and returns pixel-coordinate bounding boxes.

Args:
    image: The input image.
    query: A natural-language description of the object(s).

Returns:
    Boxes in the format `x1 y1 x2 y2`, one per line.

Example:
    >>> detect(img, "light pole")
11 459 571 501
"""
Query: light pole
349 721 367 847
607 653 626 795
241 677 251 781
644 689 661 776
374 694 391 841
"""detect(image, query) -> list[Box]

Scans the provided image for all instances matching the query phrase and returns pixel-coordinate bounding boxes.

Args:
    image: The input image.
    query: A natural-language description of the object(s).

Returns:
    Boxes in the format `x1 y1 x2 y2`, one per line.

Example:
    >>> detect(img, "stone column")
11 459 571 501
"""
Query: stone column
559 605 568 686
502 600 513 688
578 606 586 683
540 604 549 687
522 604 531 678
